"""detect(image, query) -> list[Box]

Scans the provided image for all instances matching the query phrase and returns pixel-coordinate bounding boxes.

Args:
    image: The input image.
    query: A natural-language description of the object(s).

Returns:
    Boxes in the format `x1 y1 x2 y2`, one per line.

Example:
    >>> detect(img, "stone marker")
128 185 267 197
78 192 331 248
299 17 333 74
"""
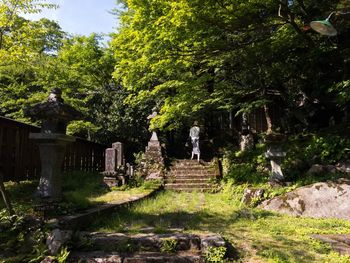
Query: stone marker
102 142 127 187
26 88 82 200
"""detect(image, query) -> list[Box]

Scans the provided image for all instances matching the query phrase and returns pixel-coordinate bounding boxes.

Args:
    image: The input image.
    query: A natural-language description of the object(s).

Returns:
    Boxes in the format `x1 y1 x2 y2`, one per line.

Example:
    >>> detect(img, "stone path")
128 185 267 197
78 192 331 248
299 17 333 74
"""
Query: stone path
311 234 350 255
164 160 219 192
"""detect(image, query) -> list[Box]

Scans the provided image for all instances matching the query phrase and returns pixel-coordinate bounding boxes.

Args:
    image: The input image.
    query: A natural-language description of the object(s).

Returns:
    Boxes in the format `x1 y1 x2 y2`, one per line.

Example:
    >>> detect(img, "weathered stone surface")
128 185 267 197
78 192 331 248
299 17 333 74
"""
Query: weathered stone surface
123 252 201 263
77 232 201 252
311 234 350 255
31 138 75 199
68 251 122 263
307 164 331 175
68 232 228 262
68 251 201 263
336 161 350 173
260 178 350 220
241 188 265 205
46 228 73 255
201 235 226 254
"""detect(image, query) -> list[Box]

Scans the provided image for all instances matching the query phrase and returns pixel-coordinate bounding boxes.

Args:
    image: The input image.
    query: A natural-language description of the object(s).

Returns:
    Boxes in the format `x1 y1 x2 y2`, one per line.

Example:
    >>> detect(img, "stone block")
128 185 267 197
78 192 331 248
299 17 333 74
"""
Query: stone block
46 228 72 255
105 148 118 172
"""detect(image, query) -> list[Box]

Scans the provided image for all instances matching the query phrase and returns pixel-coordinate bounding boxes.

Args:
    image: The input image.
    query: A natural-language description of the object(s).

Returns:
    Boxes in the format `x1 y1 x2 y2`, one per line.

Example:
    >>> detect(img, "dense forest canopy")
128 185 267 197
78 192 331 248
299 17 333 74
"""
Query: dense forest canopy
0 0 349 148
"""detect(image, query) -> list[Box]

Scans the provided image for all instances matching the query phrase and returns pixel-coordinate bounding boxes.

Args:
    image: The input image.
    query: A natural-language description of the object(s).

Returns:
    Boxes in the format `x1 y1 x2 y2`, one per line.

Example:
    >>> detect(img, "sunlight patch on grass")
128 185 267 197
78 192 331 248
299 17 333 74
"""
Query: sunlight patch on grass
89 187 153 204
89 188 350 262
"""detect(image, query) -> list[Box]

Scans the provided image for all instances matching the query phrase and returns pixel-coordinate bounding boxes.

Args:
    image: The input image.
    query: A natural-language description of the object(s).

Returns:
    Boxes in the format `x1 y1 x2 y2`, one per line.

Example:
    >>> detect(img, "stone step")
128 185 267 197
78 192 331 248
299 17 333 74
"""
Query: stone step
68 233 227 262
164 178 213 184
172 160 211 167
170 172 213 177
76 232 201 253
164 183 213 189
68 251 201 263
166 175 212 180
164 187 214 192
172 166 214 171
170 170 216 175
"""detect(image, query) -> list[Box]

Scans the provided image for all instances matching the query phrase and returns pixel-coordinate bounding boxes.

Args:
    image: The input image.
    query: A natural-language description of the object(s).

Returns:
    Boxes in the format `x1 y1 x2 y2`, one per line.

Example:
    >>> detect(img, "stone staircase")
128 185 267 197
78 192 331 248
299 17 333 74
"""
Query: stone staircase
67 232 226 262
164 160 220 192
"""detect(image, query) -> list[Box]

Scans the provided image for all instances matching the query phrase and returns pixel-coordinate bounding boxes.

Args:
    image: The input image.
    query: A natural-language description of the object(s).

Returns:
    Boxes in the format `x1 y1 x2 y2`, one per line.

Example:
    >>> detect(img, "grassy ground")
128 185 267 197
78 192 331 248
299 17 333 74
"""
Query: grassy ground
89 186 350 263
0 172 157 216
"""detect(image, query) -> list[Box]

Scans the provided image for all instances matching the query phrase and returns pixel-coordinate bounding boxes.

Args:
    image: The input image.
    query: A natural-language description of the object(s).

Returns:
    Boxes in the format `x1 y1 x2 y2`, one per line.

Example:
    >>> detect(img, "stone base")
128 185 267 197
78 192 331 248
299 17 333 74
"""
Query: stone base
103 176 126 188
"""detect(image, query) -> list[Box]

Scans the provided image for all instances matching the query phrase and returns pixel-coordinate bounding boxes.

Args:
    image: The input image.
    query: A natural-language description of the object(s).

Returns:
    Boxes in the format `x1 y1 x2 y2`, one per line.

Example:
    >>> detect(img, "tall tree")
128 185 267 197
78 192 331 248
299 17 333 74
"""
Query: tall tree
112 0 349 132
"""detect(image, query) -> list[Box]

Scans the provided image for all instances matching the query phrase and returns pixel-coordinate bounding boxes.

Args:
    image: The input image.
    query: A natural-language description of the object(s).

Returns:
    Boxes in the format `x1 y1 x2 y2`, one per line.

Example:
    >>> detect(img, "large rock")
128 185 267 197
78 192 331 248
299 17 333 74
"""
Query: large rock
260 178 350 220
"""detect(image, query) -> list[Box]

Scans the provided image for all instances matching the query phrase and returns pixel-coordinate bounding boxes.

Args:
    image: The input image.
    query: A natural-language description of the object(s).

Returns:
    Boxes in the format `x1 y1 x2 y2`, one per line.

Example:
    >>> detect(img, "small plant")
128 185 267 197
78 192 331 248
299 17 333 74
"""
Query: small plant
204 246 227 263
160 238 178 254
54 246 70 263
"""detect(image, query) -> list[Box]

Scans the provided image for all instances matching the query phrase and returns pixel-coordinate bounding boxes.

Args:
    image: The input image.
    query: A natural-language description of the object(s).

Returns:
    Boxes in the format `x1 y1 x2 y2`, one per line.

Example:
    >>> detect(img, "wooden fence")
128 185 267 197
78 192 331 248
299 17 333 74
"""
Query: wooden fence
0 116 106 182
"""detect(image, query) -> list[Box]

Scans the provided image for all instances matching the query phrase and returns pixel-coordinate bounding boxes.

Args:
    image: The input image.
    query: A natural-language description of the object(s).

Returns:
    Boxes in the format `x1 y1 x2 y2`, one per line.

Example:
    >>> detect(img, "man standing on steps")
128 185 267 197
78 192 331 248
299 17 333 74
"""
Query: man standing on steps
189 121 200 162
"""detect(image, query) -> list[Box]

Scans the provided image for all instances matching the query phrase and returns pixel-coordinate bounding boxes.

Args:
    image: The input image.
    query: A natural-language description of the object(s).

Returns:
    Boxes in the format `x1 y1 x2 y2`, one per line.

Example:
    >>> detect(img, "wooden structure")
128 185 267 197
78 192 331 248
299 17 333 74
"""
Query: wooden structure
0 116 106 182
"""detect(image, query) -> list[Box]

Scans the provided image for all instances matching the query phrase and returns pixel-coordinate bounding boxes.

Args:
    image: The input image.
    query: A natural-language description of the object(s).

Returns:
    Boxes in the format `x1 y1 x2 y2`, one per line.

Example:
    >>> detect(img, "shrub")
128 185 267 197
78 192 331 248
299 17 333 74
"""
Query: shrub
204 246 227 263
222 143 269 184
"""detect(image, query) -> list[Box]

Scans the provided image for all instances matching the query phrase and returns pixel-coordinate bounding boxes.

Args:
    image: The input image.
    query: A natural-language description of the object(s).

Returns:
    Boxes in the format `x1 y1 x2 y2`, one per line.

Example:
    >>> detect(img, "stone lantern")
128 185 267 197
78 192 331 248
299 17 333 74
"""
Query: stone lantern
26 88 82 200
265 133 287 184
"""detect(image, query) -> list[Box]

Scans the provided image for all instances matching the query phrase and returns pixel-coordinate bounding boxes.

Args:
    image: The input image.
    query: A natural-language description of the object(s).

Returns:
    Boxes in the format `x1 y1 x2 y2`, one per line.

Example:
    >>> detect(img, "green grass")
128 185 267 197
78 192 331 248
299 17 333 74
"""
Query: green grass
88 186 350 262
0 172 159 216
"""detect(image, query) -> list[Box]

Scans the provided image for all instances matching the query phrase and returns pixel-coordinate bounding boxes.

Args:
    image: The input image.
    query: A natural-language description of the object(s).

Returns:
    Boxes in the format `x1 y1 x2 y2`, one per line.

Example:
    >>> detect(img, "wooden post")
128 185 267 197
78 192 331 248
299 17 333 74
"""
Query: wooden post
0 172 14 215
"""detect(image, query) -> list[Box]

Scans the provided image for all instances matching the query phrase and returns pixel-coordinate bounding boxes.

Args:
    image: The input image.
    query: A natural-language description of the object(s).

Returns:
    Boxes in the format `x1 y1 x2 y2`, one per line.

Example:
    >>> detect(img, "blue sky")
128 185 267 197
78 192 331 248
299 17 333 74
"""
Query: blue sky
24 0 119 36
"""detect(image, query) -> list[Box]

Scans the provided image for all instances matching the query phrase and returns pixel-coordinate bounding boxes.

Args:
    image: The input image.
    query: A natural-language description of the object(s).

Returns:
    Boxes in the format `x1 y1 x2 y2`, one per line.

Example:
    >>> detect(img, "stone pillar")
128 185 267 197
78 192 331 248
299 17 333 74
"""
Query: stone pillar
30 135 75 199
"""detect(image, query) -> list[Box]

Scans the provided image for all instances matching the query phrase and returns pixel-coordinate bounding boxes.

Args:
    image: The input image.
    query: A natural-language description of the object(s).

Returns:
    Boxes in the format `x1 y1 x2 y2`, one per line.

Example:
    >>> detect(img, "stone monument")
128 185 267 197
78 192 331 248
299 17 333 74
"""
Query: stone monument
142 109 164 179
26 88 82 200
102 142 127 187
265 133 286 184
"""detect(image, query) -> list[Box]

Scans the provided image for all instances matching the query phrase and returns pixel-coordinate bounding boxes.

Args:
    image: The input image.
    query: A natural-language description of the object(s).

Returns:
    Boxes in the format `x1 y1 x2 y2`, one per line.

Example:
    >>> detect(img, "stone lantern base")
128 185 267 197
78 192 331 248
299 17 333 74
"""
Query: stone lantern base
30 133 75 200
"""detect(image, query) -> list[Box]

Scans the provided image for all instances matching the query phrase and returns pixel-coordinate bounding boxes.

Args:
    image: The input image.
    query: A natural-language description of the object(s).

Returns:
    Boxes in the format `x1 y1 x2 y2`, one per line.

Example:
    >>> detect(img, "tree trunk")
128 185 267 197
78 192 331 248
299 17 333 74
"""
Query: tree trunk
0 172 14 215
264 104 273 134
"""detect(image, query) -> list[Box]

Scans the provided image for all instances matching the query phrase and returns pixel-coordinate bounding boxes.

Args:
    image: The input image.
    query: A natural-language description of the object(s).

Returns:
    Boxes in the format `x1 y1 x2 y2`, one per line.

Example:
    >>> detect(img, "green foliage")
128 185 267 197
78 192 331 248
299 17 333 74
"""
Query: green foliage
304 135 350 164
282 133 350 180
111 0 348 131
0 210 47 262
204 246 227 263
160 238 178 254
222 144 269 184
